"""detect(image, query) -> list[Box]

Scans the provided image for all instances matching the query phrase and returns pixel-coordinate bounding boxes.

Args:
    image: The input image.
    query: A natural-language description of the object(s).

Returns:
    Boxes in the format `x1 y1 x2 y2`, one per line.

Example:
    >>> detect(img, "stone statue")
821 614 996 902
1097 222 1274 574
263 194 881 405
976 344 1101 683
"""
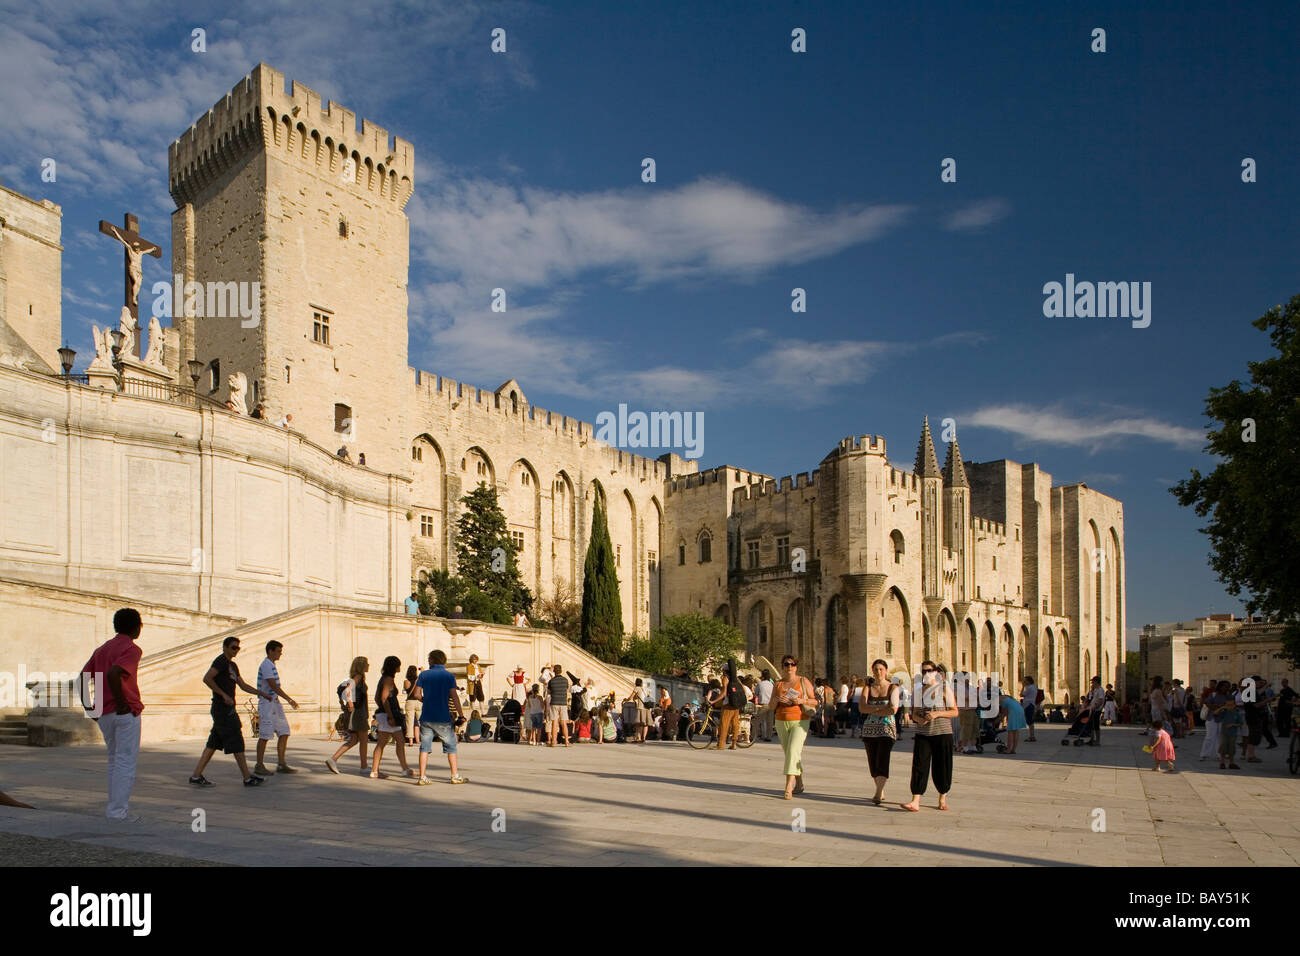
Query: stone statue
226 372 248 415
88 324 114 369
116 306 137 359
143 314 165 367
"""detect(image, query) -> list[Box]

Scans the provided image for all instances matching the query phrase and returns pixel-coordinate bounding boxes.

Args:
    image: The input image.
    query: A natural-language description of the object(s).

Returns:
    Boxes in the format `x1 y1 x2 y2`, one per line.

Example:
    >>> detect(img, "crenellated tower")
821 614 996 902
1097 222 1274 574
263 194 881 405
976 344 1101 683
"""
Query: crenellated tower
168 63 414 473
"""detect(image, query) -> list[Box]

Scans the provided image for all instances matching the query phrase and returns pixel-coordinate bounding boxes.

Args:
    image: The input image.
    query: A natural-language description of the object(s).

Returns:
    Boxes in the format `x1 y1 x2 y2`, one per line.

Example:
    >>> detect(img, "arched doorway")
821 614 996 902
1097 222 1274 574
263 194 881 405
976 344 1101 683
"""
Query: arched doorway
826 595 846 678
882 588 908 673
747 601 773 660
785 598 807 659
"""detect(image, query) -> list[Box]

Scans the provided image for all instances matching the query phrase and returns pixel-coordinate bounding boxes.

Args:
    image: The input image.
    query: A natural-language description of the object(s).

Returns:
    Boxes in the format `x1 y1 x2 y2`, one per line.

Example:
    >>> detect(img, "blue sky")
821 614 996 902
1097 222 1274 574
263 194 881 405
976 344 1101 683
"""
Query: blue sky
2 0 1297 645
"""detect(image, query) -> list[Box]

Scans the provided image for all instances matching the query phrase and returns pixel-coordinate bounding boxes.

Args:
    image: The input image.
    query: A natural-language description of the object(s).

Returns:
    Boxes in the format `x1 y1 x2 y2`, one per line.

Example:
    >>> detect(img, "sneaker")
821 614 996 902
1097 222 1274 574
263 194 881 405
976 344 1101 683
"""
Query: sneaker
108 813 144 823
416 776 432 786
243 776 264 787
449 775 469 784
188 775 214 787
325 758 339 774
253 764 272 777
276 763 298 774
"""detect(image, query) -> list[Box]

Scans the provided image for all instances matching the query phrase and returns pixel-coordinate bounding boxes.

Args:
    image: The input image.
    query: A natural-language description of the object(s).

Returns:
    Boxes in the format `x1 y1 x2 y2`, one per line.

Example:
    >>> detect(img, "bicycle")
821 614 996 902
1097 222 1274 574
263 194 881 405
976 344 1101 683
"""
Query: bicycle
686 703 755 749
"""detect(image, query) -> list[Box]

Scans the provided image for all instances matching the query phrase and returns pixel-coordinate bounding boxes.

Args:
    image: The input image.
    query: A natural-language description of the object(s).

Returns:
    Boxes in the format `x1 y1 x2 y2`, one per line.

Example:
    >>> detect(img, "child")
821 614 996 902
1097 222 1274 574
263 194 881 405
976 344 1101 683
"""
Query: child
575 709 594 742
1218 699 1243 770
1143 719 1176 772
463 710 485 742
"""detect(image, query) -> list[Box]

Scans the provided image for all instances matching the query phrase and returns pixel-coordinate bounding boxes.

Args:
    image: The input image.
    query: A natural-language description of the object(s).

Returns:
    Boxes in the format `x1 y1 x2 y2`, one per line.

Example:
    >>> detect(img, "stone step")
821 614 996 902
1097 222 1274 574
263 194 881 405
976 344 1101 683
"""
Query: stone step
0 732 28 745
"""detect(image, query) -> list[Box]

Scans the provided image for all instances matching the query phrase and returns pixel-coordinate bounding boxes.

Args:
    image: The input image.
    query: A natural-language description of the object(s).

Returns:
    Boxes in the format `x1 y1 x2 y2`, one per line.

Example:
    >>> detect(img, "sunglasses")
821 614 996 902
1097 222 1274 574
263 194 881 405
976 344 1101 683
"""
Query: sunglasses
781 662 796 668
921 668 935 674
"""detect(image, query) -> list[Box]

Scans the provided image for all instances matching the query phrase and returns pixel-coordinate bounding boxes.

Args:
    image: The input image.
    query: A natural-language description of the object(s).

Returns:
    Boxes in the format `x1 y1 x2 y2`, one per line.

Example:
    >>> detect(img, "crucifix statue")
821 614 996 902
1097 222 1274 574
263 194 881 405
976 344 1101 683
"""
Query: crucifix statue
99 213 161 359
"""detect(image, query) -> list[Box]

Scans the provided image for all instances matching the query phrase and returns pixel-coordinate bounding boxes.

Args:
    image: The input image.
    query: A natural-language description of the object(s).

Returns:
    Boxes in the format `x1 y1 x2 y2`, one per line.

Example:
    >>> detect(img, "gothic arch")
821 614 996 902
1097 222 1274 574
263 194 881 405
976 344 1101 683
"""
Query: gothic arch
963 618 977 671
981 621 996 676
937 608 957 667
1044 626 1056 696
746 599 774 660
889 529 905 565
696 527 714 564
551 472 576 590
1001 622 1015 688
882 587 910 673
714 603 732 626
611 489 638 633
785 597 808 659
410 434 447 571
826 595 847 677
647 497 664 628
505 459 541 594
463 446 495 487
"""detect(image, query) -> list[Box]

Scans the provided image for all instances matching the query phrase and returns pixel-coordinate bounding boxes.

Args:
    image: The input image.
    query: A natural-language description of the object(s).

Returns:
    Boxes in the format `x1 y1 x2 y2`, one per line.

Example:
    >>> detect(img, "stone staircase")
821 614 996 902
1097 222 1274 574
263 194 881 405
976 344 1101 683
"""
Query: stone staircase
0 710 28 746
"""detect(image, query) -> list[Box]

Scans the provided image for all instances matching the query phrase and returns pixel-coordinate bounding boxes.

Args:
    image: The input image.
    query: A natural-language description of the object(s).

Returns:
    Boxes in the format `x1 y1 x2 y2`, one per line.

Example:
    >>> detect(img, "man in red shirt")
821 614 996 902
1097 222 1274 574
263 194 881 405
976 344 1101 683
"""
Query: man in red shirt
80 608 145 821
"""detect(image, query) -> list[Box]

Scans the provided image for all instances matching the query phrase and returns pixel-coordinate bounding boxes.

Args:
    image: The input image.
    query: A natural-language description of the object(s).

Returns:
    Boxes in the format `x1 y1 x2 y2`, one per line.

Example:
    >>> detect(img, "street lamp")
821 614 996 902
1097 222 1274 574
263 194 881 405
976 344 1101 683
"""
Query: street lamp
58 346 76 377
187 359 205 390
109 330 124 362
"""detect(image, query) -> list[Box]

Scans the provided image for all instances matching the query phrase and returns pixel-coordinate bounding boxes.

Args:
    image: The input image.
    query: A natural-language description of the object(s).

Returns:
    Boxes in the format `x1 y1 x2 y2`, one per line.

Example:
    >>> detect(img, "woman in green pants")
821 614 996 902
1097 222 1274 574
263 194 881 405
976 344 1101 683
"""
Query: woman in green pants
771 655 817 799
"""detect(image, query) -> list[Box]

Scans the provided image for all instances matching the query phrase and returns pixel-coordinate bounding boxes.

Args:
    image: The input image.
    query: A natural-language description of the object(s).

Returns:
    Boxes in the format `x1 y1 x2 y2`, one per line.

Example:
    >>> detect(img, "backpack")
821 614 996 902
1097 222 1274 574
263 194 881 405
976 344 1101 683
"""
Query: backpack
337 681 350 708
726 678 747 710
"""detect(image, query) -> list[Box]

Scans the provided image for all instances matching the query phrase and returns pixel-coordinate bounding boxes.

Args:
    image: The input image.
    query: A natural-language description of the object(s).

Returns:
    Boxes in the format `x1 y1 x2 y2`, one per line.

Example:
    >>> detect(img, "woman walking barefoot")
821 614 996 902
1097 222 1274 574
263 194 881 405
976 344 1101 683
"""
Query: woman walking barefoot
370 656 415 779
858 659 901 805
901 661 958 812
771 655 816 799
326 657 370 774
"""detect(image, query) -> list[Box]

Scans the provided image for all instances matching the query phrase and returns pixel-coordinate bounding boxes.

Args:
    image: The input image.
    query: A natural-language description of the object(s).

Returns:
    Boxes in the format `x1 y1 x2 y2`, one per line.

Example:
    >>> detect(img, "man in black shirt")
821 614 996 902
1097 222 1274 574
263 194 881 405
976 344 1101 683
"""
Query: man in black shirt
189 636 274 786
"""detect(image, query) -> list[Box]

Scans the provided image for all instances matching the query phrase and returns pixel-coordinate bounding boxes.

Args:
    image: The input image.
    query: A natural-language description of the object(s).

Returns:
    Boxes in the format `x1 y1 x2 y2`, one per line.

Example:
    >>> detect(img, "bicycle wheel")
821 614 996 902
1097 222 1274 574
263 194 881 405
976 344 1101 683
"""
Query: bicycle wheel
686 719 715 750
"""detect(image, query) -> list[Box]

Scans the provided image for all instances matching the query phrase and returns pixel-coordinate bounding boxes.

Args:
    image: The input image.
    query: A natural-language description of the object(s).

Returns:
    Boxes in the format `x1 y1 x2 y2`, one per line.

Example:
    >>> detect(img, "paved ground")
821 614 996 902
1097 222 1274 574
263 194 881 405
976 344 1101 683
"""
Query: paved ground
1 724 1297 866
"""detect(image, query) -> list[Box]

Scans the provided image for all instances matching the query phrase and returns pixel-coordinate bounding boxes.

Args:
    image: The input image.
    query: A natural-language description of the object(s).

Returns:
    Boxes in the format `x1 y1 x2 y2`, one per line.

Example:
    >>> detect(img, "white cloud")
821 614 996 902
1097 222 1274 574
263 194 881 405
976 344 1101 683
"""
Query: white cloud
962 403 1204 452
943 198 1011 232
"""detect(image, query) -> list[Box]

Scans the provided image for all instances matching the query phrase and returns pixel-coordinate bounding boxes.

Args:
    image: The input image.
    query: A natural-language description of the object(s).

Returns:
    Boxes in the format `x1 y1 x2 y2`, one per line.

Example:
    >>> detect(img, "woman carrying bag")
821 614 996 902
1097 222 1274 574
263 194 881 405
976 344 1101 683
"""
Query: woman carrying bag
770 655 817 799
858 660 901 806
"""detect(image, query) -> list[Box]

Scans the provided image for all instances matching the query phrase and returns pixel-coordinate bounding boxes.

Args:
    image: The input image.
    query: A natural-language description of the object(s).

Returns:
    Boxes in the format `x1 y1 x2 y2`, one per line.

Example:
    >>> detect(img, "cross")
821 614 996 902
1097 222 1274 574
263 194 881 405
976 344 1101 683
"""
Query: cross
99 213 162 356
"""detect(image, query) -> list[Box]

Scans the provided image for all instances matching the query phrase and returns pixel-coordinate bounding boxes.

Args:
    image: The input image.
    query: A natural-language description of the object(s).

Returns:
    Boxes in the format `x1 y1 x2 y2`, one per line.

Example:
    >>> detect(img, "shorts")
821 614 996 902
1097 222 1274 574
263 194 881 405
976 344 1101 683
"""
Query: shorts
546 705 568 723
206 703 245 755
258 701 291 740
420 721 458 755
1218 732 1238 757
529 713 544 730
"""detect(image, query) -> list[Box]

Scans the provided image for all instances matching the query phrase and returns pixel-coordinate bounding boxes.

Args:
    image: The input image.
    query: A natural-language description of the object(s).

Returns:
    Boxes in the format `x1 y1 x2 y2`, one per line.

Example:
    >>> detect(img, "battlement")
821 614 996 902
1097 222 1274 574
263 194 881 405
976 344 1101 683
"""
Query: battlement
170 63 415 209
888 466 920 493
973 516 1007 538
666 466 767 496
732 469 819 507
829 434 887 458
408 367 677 481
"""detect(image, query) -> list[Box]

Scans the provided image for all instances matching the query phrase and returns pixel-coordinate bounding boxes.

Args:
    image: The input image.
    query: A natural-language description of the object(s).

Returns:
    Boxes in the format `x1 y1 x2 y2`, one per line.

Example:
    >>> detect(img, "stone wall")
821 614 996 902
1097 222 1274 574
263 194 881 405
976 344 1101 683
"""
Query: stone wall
0 184 62 372
0 365 410 625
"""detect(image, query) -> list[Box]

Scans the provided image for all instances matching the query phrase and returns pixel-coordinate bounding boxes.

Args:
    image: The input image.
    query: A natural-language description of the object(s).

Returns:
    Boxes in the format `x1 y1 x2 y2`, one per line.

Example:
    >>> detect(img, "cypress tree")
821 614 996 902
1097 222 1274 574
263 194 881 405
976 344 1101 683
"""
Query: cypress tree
580 498 623 662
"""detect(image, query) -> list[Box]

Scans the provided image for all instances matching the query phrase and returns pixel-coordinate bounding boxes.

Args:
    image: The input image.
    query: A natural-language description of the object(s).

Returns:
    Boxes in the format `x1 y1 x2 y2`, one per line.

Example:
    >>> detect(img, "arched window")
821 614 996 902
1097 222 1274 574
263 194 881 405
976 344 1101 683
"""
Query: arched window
510 390 518 414
698 530 712 564
678 540 686 566
890 530 905 564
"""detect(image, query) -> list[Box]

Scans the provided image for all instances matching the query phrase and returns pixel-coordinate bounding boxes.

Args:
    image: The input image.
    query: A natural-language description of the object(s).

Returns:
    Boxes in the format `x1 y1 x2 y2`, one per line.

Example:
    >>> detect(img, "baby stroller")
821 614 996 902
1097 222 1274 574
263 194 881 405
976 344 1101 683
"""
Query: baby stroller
1062 709 1091 746
494 698 523 743
975 717 1006 754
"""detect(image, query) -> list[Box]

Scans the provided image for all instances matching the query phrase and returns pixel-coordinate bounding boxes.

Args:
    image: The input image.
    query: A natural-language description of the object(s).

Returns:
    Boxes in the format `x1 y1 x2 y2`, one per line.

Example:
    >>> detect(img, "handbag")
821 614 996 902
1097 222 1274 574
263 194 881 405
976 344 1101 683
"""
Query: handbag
861 713 897 740
334 711 349 734
1200 703 1210 721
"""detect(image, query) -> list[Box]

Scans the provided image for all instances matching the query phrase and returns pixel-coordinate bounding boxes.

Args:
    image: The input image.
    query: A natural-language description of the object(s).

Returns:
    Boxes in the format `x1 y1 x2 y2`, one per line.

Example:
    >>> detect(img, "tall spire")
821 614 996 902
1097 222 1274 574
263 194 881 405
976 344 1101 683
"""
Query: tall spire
914 416 942 478
943 437 969 488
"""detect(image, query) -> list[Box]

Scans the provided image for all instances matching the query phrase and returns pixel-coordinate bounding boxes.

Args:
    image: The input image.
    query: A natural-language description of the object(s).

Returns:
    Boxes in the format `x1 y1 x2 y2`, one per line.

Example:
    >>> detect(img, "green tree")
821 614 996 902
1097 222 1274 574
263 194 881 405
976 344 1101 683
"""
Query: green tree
652 613 744 681
619 635 674 674
452 484 532 622
1172 293 1300 664
580 499 623 663
534 579 581 642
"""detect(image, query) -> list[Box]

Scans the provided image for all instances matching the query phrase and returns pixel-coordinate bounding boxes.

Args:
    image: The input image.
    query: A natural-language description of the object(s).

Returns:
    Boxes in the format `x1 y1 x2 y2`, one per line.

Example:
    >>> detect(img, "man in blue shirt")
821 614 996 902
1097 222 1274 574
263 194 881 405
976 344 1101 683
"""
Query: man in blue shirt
404 593 419 615
414 649 468 785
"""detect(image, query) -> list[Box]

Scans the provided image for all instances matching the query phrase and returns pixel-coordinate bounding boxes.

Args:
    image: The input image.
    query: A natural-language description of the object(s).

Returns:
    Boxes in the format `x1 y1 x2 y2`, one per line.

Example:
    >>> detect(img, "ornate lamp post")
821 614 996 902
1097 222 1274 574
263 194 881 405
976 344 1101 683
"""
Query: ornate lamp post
187 359 205 392
58 346 76 377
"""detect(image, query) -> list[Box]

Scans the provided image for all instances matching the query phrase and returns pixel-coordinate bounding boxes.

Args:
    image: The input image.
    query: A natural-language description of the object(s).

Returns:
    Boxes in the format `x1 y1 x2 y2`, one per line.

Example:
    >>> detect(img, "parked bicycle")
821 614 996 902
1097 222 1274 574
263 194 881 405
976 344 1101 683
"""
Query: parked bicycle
686 702 755 749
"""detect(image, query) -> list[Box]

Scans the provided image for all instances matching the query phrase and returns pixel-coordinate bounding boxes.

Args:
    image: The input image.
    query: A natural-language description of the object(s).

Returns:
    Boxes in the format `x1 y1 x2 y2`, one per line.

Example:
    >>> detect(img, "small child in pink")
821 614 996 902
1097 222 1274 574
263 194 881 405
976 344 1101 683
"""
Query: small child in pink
1144 720 1176 771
